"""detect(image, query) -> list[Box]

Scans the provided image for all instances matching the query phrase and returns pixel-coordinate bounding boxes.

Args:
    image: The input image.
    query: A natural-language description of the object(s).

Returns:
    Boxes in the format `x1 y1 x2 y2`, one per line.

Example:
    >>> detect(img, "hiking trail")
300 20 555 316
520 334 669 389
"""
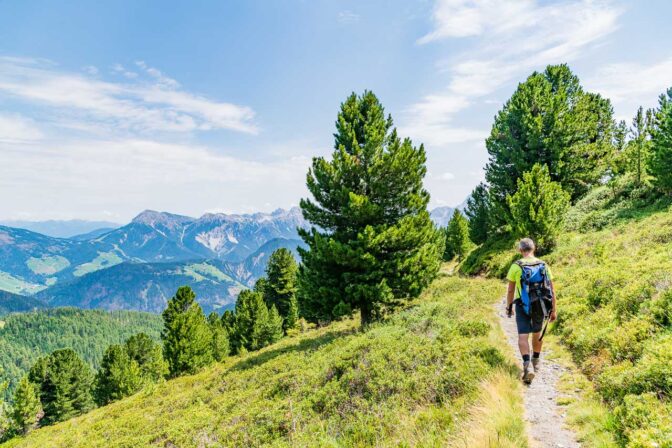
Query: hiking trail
497 299 581 448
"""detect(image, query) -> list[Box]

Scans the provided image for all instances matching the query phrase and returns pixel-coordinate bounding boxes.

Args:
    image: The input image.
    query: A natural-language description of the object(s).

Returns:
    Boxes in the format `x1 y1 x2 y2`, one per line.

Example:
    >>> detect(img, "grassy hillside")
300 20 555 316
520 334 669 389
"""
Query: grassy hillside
3 274 527 448
463 181 672 447
0 308 163 400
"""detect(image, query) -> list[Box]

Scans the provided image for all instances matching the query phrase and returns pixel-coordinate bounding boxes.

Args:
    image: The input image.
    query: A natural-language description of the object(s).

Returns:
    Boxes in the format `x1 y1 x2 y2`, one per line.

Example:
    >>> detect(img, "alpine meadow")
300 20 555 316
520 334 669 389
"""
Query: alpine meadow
1 2 672 447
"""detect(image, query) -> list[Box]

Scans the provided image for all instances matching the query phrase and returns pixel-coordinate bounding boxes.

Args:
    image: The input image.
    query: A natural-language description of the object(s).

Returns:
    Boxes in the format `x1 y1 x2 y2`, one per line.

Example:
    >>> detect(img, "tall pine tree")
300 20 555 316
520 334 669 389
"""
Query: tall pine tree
507 164 570 254
208 312 230 362
444 210 472 261
94 344 143 406
124 333 168 383
11 376 42 435
485 64 614 226
464 183 491 245
298 91 445 326
263 248 298 329
650 88 672 192
161 286 213 377
28 349 94 425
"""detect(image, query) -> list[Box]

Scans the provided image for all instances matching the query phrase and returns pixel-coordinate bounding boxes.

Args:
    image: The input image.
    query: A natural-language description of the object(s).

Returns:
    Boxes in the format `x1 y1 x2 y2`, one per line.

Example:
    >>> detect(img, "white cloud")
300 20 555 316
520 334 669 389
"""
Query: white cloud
0 56 258 135
585 57 672 119
402 0 621 149
0 114 44 143
338 10 360 24
112 63 138 79
0 138 310 221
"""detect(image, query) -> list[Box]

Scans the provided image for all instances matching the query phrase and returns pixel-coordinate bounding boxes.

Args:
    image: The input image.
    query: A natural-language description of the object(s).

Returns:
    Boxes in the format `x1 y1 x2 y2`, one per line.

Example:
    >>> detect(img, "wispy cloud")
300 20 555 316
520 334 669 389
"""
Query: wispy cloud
0 56 258 135
0 138 309 220
0 113 44 143
585 57 672 119
337 10 360 24
402 0 622 148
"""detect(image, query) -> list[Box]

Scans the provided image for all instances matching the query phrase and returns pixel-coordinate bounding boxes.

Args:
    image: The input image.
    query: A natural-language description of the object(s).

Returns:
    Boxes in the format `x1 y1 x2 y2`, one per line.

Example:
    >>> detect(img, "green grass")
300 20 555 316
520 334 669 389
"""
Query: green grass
73 251 123 277
3 274 527 448
0 272 44 295
182 262 241 286
26 255 70 275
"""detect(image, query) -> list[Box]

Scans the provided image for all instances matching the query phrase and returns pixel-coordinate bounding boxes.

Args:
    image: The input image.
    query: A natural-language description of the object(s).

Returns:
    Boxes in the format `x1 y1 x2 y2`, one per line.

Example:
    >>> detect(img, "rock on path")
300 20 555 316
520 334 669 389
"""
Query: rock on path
497 299 581 448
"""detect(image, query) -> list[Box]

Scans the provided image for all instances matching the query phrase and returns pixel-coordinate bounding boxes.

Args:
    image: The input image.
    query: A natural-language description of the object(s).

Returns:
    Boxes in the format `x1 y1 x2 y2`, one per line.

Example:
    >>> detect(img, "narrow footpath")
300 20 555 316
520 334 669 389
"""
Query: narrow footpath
497 299 581 448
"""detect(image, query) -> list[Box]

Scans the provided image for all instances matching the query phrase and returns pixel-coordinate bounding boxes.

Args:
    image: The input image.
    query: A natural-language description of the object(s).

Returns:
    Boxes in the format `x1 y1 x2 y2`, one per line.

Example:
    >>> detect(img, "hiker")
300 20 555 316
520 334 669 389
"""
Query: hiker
505 238 557 384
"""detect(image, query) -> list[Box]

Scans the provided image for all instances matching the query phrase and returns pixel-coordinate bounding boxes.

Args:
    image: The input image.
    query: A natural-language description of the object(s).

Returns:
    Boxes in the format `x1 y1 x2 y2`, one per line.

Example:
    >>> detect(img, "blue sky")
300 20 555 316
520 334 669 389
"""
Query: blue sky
1 0 671 221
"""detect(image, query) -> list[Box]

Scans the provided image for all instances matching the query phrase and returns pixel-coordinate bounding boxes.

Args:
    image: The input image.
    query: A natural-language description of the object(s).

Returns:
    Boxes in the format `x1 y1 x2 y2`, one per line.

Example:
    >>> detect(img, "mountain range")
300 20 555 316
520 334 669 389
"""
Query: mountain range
0 205 458 314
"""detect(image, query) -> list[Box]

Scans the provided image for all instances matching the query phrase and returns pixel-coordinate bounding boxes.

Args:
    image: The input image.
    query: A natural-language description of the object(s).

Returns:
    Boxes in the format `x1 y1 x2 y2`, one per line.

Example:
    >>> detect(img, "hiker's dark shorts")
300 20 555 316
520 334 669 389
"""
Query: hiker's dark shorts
515 301 544 334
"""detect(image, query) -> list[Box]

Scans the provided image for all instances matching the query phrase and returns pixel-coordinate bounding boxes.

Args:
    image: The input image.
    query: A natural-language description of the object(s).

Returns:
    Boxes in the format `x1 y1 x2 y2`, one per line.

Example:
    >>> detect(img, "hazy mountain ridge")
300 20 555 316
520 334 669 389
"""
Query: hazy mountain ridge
0 220 121 239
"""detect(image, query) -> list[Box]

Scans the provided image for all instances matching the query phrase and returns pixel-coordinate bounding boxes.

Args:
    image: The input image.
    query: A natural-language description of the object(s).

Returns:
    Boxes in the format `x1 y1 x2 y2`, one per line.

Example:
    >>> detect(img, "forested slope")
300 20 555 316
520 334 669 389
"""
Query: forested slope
2 275 527 448
0 308 162 399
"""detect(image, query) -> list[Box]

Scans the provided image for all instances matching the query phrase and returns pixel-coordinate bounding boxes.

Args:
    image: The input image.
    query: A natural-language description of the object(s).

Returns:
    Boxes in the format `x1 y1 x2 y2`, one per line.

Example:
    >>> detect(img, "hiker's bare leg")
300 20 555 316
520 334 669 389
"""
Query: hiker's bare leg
518 334 530 356
532 332 543 353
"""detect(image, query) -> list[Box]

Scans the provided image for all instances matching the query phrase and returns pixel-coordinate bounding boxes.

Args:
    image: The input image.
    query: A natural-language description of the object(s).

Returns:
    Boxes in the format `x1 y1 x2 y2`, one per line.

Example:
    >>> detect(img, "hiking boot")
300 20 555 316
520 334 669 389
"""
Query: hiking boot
523 361 535 384
532 357 541 372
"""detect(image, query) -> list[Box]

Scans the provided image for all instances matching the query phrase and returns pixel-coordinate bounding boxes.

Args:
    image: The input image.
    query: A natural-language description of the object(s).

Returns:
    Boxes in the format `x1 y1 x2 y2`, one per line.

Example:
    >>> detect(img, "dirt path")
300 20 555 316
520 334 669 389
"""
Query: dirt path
497 299 581 448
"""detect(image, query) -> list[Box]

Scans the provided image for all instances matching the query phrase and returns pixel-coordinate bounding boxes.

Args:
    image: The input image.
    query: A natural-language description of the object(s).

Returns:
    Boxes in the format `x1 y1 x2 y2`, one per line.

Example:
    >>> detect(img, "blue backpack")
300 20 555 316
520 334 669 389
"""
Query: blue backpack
516 260 553 317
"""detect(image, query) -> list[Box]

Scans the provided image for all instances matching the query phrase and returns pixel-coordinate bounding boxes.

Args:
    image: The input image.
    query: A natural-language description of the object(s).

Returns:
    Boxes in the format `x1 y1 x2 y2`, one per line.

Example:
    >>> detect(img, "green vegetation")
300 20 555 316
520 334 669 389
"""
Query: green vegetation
161 286 214 377
444 209 472 261
507 164 570 253
459 186 672 446
28 349 94 425
262 248 299 330
25 256 70 276
10 377 42 436
1 275 527 448
0 273 43 296
298 91 445 326
464 182 491 245
73 251 123 277
485 64 614 227
650 88 672 192
0 308 162 400
181 262 239 285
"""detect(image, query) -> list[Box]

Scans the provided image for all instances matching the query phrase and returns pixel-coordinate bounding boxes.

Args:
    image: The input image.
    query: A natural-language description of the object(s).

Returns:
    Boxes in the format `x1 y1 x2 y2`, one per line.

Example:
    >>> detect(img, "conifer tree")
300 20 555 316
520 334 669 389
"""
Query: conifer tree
208 312 230 362
124 333 168 383
627 107 654 185
11 376 42 435
94 345 143 406
486 64 614 224
284 296 300 331
263 248 298 328
464 183 491 244
298 91 444 326
0 377 11 441
507 164 570 254
444 210 472 261
230 290 266 353
650 88 672 192
28 349 94 425
161 286 213 377
261 305 284 346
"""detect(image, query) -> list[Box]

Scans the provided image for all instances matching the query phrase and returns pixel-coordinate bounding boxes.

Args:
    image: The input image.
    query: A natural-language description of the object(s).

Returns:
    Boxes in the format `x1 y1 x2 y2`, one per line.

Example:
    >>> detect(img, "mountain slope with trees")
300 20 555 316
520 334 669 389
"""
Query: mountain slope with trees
0 275 526 448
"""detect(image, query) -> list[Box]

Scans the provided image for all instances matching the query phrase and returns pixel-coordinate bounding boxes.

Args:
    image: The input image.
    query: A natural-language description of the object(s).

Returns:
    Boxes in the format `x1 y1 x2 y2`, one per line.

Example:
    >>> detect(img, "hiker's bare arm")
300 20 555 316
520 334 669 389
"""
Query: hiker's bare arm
506 281 515 305
506 281 515 316
550 280 557 321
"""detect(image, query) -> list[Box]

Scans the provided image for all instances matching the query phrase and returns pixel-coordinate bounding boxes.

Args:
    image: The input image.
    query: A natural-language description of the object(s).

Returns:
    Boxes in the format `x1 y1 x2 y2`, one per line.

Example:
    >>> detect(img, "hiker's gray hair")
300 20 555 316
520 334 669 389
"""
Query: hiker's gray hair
518 238 536 252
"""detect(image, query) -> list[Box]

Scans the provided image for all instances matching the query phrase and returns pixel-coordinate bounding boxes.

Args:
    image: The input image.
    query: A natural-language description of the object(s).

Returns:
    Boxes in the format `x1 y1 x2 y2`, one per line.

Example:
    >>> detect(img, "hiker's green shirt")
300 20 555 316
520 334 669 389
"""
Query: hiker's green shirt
506 256 554 300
